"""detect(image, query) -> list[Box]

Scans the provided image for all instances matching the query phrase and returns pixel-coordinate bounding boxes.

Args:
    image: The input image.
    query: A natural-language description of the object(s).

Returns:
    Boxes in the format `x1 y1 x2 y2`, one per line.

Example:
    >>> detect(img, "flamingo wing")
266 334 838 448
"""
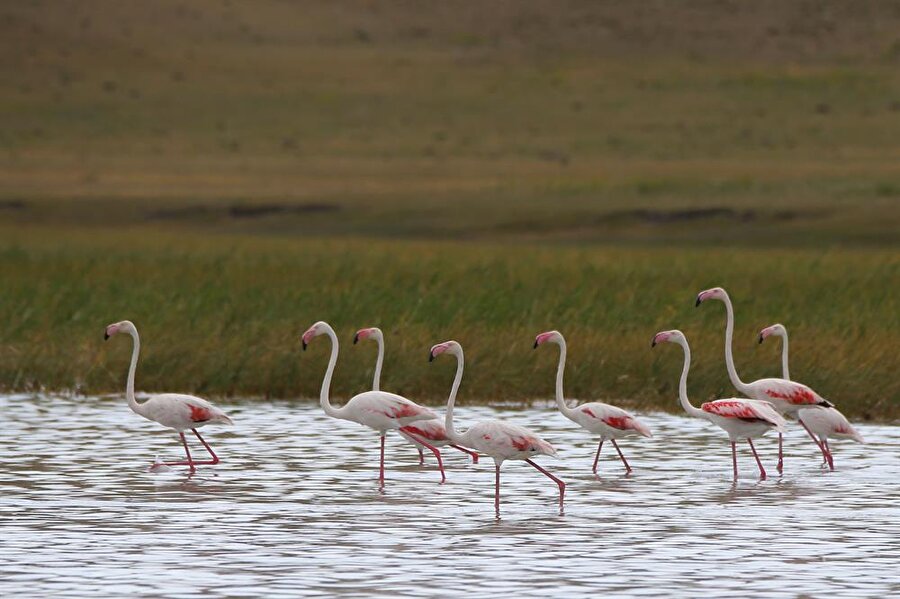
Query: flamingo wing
400 419 449 443
753 378 831 408
350 391 437 424
701 399 785 430
578 402 652 437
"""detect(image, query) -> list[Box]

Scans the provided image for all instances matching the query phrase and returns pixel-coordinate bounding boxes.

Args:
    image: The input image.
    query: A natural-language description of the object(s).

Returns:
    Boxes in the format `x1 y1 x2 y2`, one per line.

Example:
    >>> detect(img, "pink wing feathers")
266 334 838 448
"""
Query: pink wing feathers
701 399 786 430
580 403 652 437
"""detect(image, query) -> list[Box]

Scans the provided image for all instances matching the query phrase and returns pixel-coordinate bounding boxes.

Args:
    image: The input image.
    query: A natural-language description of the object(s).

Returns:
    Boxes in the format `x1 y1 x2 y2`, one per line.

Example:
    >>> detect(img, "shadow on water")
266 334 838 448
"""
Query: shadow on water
1 395 898 597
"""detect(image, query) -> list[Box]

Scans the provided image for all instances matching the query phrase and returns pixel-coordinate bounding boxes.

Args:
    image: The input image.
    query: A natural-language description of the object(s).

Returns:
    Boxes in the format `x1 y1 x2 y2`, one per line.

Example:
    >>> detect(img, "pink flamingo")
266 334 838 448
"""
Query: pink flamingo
696 287 833 473
354 327 479 466
758 323 864 470
652 330 786 480
104 320 232 472
534 330 651 474
429 340 565 512
303 321 444 484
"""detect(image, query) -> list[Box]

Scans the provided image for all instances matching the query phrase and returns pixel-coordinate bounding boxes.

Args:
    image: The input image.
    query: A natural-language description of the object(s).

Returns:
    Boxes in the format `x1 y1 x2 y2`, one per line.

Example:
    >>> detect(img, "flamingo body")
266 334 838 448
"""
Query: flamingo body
104 320 231 472
336 390 436 432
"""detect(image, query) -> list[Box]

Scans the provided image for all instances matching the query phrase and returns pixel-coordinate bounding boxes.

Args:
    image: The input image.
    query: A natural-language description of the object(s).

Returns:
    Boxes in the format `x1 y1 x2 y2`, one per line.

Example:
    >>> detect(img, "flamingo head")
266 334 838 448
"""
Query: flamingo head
758 323 786 344
353 327 383 345
695 286 727 307
533 330 562 349
429 340 461 362
104 320 136 340
301 321 330 351
651 329 684 348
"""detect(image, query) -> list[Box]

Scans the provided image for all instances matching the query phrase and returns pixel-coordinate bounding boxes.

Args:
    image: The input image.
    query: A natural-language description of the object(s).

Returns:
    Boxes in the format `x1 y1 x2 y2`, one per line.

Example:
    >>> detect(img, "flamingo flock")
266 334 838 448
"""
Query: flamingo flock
102 285 865 512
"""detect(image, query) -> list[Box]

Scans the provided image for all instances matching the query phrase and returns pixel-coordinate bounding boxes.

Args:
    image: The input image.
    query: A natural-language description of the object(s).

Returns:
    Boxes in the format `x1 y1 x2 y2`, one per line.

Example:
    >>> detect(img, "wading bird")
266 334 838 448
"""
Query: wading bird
104 320 232 472
758 323 863 470
534 330 651 474
430 340 565 513
652 330 786 480
354 327 479 468
696 287 832 473
303 321 442 484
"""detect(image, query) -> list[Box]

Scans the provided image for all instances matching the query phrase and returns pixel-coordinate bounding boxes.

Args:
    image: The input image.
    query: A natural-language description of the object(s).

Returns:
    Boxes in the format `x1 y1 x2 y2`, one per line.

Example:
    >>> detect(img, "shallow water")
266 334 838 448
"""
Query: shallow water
1 395 898 597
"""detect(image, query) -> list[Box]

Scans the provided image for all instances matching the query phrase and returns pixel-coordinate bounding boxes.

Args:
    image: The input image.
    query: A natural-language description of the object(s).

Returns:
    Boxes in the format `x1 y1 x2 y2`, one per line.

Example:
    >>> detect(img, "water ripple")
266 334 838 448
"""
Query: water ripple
1 395 898 597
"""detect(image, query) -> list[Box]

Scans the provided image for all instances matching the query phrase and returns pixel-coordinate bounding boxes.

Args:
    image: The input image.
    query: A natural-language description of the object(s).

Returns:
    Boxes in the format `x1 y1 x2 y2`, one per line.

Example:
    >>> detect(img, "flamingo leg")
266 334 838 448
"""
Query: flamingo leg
525 459 566 508
731 441 738 480
417 447 425 466
495 462 501 513
798 418 828 457
450 444 480 464
163 432 197 472
776 433 783 474
610 439 633 473
403 432 446 483
748 439 766 480
592 440 604 474
379 433 386 484
189 429 220 465
823 439 834 471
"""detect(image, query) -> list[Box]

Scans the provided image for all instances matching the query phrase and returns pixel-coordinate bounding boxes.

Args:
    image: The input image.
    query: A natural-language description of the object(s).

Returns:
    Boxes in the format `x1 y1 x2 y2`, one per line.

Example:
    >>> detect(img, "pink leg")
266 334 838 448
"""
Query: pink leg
403 432 446 483
495 462 501 513
798 418 828 457
731 441 738 480
417 448 425 466
190 429 220 465
823 439 834 471
776 433 783 474
611 439 632 473
379 433 386 484
592 440 604 474
450 444 480 464
525 459 566 508
163 432 197 472
748 439 766 480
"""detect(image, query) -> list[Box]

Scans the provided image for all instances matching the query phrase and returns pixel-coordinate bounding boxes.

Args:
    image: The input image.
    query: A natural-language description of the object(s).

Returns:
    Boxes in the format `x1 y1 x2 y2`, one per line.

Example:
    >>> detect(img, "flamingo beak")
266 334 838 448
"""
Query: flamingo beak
533 340 539 349
695 294 703 307
302 339 308 351
758 333 764 344
353 332 360 344
428 350 435 362
651 338 657 347
104 332 110 341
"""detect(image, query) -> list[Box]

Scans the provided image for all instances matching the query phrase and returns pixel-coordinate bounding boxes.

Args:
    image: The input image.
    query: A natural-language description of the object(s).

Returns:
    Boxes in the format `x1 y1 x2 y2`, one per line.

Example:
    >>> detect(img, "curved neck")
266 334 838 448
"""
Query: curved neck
125 330 146 416
552 340 576 418
443 352 465 444
319 327 343 419
778 332 790 380
675 338 705 419
721 294 749 392
371 335 384 391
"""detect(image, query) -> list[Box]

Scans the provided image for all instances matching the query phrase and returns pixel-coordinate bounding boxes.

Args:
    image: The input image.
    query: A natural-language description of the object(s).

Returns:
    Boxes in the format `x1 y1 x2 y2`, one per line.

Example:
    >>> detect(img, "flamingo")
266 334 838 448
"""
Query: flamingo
652 329 786 479
534 330 651 474
429 340 565 512
104 320 232 472
354 327 479 466
695 287 833 473
758 323 864 470
302 321 444 484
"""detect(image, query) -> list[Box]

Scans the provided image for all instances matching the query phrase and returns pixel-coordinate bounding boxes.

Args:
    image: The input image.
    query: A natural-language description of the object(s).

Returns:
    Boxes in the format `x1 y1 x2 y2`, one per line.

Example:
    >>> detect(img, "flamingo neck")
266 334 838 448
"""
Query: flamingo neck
319 326 343 419
552 339 576 419
675 337 705 419
721 293 749 392
372 335 384 392
124 329 148 417
443 351 465 444
777 331 790 380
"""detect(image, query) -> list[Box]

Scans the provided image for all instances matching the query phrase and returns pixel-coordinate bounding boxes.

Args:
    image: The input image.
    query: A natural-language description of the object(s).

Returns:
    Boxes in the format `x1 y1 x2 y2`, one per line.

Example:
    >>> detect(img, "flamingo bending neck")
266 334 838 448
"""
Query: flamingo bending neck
318 324 344 419
549 336 576 419
673 335 706 419
122 327 149 418
720 291 750 393
442 348 466 446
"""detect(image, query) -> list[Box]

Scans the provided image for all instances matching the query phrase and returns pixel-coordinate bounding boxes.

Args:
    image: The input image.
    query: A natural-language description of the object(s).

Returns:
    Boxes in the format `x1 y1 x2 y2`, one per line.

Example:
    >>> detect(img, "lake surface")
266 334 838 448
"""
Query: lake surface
1 394 898 597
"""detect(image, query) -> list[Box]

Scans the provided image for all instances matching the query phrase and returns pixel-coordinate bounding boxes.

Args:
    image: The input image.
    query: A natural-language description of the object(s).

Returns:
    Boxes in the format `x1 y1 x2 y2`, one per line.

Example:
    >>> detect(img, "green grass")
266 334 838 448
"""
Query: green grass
0 2 898 420
1 226 896 421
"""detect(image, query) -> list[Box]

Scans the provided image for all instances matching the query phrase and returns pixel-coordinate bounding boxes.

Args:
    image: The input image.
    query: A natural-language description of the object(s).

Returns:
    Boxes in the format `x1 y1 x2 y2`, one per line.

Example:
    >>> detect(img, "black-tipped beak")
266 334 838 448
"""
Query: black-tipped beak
353 333 359 345
695 295 702 307
651 339 657 348
758 334 764 344
104 332 109 340
533 340 539 349
302 340 308 351
428 351 435 362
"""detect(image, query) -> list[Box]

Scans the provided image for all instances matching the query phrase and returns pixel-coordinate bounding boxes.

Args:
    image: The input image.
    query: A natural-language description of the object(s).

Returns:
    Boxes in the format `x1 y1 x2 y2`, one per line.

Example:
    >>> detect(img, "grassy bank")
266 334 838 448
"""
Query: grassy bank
1 226 896 420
